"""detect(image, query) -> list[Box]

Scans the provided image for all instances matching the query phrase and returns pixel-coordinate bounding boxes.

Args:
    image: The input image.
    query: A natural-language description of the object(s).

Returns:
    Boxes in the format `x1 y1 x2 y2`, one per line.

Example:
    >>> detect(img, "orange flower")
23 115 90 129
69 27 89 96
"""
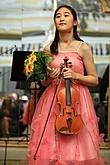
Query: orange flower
24 63 34 76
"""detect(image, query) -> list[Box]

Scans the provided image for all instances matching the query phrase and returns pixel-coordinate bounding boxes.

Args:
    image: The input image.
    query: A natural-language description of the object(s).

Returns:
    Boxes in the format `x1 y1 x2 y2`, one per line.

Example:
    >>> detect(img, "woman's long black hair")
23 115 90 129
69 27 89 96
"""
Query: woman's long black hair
50 5 84 54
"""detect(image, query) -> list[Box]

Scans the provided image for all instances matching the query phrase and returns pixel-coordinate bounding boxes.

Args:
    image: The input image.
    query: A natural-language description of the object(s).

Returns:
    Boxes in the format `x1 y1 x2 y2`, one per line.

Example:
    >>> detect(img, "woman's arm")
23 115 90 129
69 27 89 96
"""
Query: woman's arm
62 43 99 87
76 43 98 86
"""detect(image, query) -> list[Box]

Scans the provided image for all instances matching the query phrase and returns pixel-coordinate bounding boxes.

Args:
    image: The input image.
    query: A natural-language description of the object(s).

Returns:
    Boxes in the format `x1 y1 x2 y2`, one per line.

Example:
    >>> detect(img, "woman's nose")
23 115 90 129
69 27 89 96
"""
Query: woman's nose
60 15 64 21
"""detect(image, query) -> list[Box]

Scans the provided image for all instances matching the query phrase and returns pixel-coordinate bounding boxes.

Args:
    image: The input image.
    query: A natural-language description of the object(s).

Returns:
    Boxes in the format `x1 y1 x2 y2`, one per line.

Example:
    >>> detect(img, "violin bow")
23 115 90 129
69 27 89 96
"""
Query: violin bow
33 65 63 160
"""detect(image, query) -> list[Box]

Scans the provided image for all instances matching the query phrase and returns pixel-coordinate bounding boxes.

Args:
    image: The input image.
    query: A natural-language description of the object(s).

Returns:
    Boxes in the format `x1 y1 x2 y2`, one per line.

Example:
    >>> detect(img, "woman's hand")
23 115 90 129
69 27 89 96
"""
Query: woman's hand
41 68 61 86
49 68 61 79
62 67 77 80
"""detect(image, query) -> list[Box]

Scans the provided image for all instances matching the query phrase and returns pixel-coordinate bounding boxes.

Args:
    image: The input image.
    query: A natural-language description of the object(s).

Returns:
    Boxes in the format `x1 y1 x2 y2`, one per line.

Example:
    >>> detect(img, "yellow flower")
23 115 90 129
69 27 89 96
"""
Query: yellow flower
24 50 54 83
28 53 37 64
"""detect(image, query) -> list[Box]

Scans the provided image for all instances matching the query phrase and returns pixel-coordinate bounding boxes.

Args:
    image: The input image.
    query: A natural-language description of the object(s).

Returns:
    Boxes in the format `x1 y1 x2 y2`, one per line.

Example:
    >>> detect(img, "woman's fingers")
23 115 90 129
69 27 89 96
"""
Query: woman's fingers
49 67 75 79
49 68 60 78
62 68 73 78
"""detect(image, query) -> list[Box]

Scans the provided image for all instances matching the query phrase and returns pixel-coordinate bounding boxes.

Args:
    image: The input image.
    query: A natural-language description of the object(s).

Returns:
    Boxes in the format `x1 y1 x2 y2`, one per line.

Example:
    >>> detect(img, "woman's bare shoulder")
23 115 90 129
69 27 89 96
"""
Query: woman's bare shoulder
79 42 92 58
80 42 90 51
43 42 52 55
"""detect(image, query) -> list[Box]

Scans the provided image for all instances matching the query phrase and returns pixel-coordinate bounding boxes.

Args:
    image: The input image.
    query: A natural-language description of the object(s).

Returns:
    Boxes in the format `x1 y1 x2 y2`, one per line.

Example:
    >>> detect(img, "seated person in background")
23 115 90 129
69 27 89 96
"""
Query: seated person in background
0 93 27 137
0 98 12 137
9 93 27 137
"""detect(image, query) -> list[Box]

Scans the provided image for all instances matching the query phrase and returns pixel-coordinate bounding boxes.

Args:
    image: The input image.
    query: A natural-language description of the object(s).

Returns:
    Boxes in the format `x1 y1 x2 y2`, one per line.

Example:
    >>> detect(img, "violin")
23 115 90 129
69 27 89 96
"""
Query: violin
55 57 83 135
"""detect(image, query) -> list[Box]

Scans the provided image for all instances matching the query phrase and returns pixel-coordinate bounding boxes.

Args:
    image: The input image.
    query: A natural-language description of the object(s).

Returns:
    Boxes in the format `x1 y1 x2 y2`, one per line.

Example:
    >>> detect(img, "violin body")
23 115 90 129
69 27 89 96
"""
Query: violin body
56 85 83 135
55 57 83 135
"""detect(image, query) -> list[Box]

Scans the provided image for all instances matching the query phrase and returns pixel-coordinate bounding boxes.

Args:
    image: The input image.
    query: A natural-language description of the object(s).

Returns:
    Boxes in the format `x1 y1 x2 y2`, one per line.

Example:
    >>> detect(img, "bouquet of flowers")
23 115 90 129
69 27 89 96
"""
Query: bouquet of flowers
24 50 54 84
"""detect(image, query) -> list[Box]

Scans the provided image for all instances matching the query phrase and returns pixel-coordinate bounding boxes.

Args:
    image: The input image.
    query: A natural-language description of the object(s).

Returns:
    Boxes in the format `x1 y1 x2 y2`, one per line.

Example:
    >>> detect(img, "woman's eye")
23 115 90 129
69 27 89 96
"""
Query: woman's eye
64 14 69 17
55 14 69 19
56 15 60 18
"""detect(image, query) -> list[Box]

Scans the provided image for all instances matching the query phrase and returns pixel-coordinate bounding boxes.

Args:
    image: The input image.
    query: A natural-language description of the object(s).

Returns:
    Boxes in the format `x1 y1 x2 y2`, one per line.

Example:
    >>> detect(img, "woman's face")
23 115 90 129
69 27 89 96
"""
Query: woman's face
54 7 75 32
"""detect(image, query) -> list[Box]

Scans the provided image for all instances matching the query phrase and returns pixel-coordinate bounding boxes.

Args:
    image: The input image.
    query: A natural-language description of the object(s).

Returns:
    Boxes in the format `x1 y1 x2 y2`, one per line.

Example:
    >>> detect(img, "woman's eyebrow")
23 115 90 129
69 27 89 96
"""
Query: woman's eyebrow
64 12 70 14
56 11 70 16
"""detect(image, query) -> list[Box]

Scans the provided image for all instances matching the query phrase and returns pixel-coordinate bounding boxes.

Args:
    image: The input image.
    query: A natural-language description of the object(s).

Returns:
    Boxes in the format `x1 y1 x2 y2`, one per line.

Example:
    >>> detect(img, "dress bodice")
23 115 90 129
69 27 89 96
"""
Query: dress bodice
50 51 84 75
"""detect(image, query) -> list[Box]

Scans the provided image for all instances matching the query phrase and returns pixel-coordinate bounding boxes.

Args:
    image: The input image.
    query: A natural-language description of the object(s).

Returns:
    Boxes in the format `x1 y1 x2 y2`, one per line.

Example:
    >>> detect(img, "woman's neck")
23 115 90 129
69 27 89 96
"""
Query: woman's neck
59 30 74 44
58 30 76 52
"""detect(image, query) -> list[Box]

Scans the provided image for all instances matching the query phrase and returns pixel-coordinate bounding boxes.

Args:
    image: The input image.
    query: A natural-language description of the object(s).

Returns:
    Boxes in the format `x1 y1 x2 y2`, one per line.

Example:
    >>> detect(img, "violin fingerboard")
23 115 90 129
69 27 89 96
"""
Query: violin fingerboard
66 79 72 106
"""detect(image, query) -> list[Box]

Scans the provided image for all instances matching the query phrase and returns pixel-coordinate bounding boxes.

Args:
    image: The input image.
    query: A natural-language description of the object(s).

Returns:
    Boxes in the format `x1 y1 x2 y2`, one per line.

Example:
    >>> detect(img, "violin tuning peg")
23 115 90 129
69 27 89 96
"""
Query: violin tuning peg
68 62 72 67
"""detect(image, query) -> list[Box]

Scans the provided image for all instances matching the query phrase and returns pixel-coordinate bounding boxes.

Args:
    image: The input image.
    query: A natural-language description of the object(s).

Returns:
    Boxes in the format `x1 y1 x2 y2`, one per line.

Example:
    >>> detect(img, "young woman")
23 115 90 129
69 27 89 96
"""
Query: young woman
28 5 106 165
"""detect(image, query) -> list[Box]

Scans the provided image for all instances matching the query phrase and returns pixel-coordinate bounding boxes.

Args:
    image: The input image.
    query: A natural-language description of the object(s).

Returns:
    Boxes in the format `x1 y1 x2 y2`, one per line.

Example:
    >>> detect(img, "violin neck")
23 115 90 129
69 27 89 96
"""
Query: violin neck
66 79 72 106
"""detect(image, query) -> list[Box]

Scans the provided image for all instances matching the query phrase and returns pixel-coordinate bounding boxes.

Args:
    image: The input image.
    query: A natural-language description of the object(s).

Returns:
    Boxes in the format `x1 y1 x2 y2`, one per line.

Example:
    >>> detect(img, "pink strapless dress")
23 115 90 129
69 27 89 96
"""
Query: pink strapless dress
27 52 105 165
